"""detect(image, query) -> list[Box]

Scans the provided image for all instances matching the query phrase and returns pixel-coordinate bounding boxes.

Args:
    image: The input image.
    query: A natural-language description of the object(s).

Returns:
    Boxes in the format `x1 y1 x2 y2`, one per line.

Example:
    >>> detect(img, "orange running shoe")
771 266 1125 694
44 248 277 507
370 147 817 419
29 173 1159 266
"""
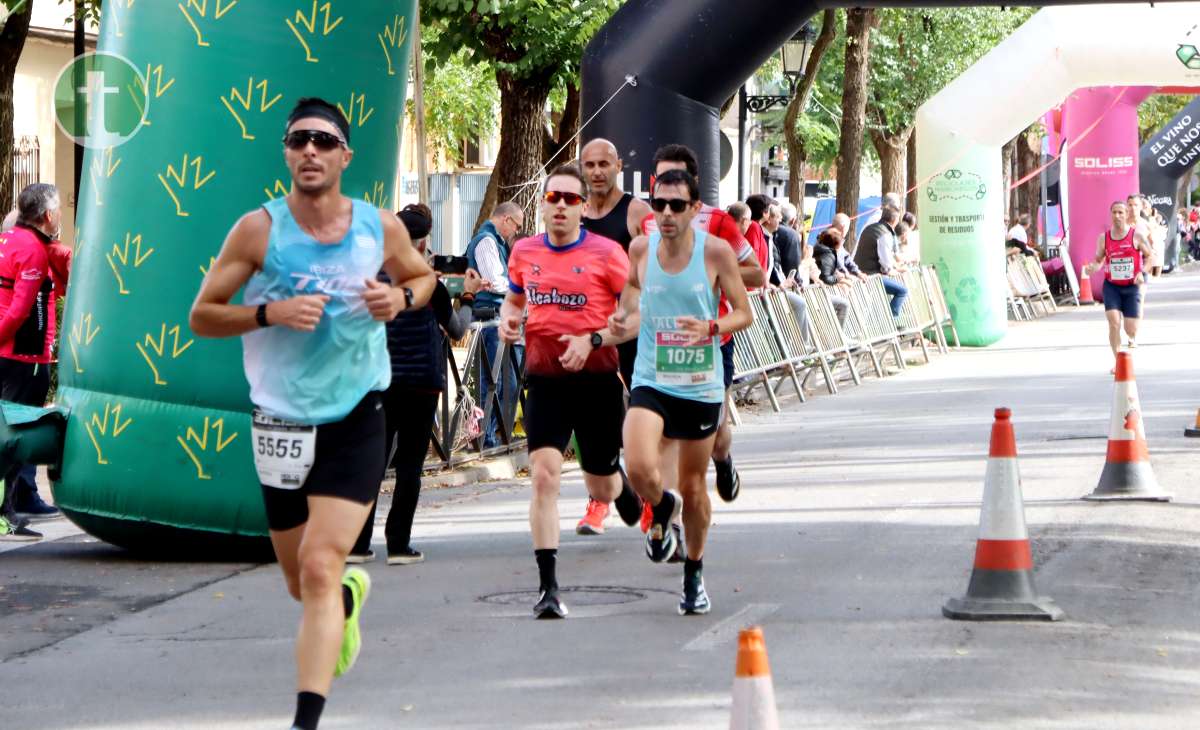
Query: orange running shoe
575 498 609 535
639 500 653 534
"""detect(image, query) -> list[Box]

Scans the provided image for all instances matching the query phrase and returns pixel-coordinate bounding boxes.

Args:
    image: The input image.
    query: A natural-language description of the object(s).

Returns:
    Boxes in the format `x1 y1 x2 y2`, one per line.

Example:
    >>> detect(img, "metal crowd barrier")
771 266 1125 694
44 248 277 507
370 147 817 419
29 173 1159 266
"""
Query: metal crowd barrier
421 266 960 463
729 266 959 412
425 320 526 470
1006 253 1058 320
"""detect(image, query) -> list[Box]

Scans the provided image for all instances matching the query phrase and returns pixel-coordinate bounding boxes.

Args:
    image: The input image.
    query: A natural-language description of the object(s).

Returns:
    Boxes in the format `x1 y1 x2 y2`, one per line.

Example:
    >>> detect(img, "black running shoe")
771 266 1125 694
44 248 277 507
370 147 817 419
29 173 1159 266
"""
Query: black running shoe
613 470 643 527
644 492 680 563
533 587 568 619
679 572 711 616
667 523 687 563
715 457 740 503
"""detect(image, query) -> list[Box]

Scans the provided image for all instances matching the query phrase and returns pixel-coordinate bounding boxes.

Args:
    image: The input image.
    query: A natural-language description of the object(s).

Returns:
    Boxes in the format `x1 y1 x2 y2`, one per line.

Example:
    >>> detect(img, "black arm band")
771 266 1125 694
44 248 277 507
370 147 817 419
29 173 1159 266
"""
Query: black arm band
255 303 270 328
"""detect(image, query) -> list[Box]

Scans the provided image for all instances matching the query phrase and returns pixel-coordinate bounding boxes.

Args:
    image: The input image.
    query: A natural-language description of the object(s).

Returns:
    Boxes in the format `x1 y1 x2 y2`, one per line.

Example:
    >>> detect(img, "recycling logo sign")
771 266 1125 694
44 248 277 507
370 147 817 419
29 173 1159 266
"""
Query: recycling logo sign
1178 44 1200 70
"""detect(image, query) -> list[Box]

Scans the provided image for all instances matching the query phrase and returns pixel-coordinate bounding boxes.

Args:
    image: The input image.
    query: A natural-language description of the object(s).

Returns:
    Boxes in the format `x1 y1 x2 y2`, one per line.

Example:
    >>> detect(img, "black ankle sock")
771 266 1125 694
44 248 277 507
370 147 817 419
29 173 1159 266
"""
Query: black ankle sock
685 557 703 580
293 691 326 730
714 454 732 470
651 490 676 526
341 584 354 619
535 549 558 591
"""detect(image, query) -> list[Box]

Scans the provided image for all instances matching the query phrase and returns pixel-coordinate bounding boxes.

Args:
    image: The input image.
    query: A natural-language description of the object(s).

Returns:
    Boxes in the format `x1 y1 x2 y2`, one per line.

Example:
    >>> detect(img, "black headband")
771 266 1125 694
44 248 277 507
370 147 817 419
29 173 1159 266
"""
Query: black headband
287 102 351 144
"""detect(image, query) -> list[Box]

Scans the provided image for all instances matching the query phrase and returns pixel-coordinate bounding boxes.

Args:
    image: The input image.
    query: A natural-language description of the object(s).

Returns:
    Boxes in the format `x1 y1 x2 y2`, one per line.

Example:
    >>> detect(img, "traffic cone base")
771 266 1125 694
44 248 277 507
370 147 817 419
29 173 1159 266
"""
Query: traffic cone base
1083 461 1171 501
944 408 1063 623
1184 409 1200 438
1083 352 1170 501
943 568 1063 621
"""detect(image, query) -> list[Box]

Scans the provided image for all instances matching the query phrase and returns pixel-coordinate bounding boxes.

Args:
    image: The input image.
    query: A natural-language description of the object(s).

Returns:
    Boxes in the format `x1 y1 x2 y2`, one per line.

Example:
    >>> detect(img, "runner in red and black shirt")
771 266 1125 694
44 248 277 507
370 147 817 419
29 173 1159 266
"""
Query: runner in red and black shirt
638 145 763 519
499 163 639 619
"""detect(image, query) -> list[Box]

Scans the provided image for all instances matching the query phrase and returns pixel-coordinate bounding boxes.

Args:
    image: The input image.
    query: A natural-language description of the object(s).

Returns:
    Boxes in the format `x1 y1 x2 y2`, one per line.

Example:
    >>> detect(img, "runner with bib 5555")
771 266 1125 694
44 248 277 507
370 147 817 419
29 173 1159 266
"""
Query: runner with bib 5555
190 97 435 730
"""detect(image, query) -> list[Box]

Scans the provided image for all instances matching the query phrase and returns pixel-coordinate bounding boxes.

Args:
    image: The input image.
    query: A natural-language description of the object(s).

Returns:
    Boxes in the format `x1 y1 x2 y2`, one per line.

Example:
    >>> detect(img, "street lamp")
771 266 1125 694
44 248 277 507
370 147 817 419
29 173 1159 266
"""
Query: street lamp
738 22 817 198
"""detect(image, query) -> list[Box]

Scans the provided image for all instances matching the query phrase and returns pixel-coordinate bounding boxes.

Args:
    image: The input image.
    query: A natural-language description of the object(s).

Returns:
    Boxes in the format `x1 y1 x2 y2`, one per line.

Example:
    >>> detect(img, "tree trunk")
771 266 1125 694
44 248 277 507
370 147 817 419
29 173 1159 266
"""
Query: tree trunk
474 68 554 233
785 9 837 210
1016 126 1042 240
0 3 34 214
906 131 918 215
544 81 580 169
869 127 910 203
835 8 874 240
1000 139 1015 224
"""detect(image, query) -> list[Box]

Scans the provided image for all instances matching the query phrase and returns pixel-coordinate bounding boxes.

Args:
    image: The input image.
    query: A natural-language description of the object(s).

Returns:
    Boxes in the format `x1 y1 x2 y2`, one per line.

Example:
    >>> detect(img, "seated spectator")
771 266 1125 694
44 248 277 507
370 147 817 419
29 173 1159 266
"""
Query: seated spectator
899 211 921 263
1006 213 1039 258
809 228 853 327
853 206 908 317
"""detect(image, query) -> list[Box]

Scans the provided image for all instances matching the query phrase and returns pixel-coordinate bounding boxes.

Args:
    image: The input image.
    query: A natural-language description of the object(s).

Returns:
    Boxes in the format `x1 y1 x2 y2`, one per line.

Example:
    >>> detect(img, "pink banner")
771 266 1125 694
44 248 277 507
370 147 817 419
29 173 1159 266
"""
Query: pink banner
1063 87 1153 293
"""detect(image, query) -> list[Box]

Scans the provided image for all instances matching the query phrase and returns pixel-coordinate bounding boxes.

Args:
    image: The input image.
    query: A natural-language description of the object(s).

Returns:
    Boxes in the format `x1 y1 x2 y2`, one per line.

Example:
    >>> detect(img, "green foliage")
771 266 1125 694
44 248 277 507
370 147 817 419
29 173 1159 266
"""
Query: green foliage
422 0 618 85
1139 94 1193 144
763 7 1034 172
56 0 102 24
415 38 499 166
868 7 1034 135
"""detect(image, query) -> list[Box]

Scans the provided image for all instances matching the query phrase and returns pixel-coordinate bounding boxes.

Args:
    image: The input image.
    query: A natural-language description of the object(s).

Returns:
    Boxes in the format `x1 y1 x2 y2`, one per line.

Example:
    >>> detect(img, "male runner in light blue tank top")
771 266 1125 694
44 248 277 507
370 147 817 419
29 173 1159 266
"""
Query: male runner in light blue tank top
609 169 752 615
190 98 435 730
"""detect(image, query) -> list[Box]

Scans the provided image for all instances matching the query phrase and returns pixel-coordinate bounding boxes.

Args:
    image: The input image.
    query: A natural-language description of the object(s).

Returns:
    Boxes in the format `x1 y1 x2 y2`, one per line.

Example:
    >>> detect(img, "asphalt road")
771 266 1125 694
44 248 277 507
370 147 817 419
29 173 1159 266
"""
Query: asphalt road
2 270 1198 729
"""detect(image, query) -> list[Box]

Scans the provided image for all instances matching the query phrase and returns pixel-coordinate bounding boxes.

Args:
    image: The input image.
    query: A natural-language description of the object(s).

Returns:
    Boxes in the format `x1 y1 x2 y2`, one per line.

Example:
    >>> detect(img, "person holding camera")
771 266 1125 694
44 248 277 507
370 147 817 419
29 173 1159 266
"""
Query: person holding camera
466 202 525 449
349 204 481 565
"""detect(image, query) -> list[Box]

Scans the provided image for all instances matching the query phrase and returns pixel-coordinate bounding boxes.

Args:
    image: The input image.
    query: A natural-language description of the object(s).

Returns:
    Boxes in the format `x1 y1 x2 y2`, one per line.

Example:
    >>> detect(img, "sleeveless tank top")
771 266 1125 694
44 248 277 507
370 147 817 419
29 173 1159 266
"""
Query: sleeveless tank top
632 231 723 403
242 197 391 425
583 192 634 251
1104 226 1141 286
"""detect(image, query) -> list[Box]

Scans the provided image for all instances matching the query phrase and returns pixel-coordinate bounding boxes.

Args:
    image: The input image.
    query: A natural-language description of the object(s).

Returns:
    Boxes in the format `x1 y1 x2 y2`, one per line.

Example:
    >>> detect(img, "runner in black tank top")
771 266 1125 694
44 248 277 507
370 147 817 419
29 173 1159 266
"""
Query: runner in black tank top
584 195 639 389
584 192 635 251
577 139 652 538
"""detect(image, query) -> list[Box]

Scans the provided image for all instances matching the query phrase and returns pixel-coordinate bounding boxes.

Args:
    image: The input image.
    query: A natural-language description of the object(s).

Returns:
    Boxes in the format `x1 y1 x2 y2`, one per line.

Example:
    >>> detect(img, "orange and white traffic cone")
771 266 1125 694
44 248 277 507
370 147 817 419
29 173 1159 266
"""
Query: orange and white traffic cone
730 627 779 730
1184 408 1200 438
943 408 1063 621
1077 269 1096 305
1083 352 1171 501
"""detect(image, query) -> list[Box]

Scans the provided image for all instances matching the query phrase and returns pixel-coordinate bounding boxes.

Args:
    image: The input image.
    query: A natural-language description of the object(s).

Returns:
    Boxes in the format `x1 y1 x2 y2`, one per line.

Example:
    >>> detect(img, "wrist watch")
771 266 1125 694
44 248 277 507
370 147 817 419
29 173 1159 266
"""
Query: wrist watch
402 287 414 310
590 331 604 349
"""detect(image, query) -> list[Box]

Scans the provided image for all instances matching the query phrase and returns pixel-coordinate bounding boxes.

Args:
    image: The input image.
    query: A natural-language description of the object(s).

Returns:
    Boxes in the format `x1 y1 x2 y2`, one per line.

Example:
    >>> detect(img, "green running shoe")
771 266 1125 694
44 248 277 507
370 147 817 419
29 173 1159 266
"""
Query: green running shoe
335 567 371 677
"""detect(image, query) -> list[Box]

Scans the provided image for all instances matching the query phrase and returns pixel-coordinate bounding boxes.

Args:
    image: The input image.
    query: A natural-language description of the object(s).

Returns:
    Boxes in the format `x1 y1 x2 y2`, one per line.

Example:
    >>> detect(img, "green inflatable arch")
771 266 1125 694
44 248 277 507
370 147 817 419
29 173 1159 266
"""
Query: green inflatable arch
52 0 415 553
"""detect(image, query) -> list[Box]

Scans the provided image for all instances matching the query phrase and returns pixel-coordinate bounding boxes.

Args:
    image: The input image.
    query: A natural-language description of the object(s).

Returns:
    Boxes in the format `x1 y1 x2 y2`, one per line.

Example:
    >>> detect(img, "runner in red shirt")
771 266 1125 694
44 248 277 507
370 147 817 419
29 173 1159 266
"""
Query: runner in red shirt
1085 200 1154 363
636 145 763 523
500 163 633 619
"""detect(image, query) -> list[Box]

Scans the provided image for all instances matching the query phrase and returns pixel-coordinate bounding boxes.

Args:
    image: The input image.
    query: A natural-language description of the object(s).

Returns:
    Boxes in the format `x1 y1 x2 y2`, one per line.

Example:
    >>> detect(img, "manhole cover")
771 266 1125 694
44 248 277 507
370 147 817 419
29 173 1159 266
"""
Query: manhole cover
478 585 671 607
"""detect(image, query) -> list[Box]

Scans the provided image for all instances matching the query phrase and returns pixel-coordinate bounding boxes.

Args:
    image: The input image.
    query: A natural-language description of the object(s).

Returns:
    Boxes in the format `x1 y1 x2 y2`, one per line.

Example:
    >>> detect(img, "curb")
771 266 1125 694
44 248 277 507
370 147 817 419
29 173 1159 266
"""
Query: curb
419 450 531 490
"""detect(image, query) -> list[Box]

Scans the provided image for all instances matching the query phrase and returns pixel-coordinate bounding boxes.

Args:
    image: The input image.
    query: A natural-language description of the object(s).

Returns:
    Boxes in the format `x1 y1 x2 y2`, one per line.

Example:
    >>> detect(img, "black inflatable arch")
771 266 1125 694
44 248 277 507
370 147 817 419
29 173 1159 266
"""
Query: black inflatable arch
581 1 1179 205
1139 96 1200 241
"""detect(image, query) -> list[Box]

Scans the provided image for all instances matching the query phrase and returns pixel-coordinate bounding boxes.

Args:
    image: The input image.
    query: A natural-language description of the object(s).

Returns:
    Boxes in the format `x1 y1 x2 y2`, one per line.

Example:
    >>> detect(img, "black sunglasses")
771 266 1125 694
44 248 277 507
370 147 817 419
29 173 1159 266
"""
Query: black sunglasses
283 129 345 151
650 197 692 213
543 190 585 206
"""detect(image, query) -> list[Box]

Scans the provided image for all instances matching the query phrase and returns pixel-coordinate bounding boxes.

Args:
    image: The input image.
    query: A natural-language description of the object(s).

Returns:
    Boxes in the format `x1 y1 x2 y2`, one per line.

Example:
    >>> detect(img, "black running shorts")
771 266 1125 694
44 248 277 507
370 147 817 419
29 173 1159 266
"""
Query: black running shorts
259 391 387 531
720 339 735 390
629 386 722 441
524 372 624 476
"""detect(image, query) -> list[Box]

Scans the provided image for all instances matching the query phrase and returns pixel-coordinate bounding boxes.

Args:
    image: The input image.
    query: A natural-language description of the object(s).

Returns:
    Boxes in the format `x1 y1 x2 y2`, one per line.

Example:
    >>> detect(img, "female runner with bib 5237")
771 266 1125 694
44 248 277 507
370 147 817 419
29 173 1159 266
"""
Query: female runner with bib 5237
1085 200 1155 362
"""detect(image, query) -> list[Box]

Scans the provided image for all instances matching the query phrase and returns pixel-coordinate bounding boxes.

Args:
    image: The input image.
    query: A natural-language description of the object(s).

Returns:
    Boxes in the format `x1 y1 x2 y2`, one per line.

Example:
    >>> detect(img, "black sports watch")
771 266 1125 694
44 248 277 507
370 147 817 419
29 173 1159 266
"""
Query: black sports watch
402 287 414 310
590 331 604 349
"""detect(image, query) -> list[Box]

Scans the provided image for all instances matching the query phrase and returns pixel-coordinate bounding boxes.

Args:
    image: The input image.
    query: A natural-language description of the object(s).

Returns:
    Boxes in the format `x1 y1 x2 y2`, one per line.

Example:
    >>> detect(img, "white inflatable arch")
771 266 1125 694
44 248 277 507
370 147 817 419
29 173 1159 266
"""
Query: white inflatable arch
915 1 1200 345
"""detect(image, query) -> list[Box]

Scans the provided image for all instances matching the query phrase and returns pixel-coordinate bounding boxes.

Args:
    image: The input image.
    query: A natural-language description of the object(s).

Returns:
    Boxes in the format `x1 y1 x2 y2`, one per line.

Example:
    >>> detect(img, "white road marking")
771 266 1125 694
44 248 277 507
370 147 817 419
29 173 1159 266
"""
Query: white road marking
683 602 781 652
